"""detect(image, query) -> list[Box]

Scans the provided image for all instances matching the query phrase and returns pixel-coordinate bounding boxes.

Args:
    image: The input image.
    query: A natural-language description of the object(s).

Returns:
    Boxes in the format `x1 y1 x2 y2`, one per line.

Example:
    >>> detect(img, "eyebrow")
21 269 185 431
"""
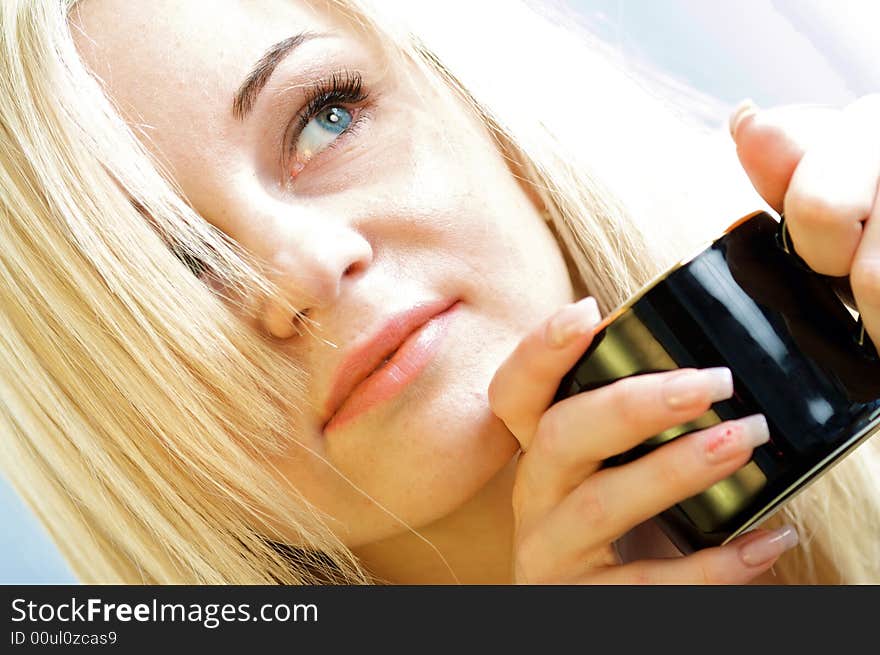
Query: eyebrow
231 31 325 121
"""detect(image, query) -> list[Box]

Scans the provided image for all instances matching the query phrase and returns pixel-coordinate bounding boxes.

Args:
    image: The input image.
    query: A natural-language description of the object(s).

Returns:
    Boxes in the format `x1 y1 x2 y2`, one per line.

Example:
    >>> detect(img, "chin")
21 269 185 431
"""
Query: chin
343 408 519 548
405 408 520 534
396 352 522 531
333 327 523 546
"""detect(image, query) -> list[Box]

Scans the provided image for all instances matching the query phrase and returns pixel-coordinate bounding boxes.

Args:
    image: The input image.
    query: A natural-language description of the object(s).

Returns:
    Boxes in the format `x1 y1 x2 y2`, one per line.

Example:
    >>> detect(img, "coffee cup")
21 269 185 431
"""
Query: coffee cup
553 210 880 553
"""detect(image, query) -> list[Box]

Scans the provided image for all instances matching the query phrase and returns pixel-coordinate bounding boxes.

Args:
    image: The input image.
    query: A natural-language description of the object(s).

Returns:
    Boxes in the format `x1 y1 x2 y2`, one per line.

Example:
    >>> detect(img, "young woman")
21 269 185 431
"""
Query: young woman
1 0 879 584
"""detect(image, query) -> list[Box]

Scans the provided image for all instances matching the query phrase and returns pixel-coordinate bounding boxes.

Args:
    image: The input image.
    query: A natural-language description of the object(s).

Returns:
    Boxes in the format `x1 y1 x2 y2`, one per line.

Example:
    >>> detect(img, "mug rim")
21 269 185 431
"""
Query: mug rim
591 209 770 334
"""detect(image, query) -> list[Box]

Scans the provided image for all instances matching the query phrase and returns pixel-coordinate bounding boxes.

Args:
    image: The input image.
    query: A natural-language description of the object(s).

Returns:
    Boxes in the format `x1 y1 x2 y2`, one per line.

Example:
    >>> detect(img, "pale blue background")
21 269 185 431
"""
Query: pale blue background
2 0 877 584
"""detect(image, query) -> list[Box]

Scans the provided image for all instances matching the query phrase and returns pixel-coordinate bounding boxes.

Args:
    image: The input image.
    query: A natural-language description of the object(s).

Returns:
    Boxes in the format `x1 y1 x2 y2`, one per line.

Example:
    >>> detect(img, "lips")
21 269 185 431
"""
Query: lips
322 298 459 432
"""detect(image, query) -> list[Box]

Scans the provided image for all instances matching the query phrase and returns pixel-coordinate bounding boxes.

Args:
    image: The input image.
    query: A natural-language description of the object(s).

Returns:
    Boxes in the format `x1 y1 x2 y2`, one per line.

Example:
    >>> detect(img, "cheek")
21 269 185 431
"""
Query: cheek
446 147 574 310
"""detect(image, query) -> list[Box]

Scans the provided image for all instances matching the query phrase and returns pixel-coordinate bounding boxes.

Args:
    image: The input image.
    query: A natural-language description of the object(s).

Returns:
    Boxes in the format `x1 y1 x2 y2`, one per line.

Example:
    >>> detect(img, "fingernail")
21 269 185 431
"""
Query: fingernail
545 297 601 349
703 413 770 464
739 525 799 567
729 98 758 138
662 367 733 411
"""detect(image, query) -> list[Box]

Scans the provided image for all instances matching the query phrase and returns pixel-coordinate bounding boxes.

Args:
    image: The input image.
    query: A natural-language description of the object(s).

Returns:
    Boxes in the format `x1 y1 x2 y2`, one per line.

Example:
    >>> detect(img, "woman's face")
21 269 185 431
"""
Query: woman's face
73 0 577 547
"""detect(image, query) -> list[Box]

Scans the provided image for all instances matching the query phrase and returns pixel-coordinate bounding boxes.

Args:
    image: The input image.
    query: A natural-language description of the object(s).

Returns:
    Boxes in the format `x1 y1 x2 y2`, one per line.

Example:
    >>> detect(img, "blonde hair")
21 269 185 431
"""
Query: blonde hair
1 0 878 584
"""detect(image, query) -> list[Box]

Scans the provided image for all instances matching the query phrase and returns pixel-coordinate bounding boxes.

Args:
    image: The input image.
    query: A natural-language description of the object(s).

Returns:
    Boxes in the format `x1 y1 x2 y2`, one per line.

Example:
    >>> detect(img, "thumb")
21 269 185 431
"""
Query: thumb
729 99 842 213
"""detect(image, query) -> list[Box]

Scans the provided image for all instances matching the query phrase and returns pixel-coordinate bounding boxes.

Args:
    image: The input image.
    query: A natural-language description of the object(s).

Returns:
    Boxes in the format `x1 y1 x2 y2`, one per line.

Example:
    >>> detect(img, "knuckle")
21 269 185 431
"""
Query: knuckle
513 532 546 583
608 378 644 434
590 543 621 568
652 445 688 491
628 564 653 585
570 481 607 527
783 189 866 277
693 557 715 585
510 468 532 516
851 258 880 301
692 550 737 585
488 379 521 428
487 342 538 420
786 190 835 228
787 188 869 228
534 406 568 462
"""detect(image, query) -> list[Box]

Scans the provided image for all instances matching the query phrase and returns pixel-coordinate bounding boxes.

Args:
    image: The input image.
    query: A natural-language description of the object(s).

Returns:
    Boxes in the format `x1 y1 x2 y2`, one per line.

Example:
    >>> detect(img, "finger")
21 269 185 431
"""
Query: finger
581 526 800 585
850 198 880 347
730 100 841 213
488 296 601 450
516 367 733 524
527 413 769 575
782 97 880 276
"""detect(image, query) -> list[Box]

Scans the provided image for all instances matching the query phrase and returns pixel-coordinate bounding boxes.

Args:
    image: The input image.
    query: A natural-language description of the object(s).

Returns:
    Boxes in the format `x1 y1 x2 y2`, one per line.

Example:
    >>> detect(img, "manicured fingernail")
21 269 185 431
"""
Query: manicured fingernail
739 525 799 567
729 98 758 138
703 413 770 464
662 367 733 410
545 297 600 349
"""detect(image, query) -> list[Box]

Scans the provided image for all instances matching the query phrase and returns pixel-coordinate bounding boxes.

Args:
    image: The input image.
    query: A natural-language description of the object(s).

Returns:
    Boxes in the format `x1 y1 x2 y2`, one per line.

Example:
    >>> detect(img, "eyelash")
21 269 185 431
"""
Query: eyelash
284 69 371 174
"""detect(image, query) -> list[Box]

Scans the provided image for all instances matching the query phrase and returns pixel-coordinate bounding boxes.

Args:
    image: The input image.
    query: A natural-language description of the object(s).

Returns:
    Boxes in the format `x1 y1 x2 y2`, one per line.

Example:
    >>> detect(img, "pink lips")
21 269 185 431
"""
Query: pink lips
322 299 461 434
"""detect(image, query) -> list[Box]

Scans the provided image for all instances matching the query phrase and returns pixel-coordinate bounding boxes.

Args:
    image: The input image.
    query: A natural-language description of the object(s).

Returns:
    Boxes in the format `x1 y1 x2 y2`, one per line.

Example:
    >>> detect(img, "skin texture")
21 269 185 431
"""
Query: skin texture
71 0 880 583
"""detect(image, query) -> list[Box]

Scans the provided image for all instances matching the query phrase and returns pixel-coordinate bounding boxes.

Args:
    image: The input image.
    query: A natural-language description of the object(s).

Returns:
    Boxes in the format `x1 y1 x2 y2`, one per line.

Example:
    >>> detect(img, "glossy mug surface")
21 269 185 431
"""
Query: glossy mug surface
553 210 880 554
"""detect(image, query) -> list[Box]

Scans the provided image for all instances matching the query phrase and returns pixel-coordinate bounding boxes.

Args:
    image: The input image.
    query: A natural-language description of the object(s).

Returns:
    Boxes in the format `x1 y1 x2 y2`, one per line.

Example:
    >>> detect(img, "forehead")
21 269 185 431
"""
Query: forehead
69 0 378 187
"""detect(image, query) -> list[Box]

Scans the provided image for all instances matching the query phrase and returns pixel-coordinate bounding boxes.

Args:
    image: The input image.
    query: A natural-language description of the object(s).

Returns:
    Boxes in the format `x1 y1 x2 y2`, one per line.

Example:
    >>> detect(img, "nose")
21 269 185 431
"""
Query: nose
259 223 373 339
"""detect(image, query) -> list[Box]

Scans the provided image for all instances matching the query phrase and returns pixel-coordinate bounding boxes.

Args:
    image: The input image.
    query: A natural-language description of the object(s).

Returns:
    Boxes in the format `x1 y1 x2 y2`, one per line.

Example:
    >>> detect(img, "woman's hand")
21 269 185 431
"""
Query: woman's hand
488 297 799 584
730 94 880 345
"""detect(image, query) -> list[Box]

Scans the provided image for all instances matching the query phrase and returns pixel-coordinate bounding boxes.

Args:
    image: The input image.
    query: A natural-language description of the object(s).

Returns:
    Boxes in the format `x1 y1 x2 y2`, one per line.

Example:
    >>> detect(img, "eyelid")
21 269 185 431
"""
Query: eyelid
295 69 368 133
285 111 370 188
279 69 372 182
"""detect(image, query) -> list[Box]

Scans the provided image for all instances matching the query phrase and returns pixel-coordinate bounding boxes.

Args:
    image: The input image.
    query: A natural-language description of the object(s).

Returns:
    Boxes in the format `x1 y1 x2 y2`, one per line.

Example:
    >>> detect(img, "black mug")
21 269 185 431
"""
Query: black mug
553 210 880 554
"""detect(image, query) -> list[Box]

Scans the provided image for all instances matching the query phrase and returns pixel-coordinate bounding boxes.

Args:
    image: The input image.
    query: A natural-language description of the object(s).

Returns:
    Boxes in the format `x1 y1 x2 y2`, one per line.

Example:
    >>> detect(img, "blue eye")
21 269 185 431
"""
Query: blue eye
286 69 369 179
317 106 352 134
291 106 353 174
